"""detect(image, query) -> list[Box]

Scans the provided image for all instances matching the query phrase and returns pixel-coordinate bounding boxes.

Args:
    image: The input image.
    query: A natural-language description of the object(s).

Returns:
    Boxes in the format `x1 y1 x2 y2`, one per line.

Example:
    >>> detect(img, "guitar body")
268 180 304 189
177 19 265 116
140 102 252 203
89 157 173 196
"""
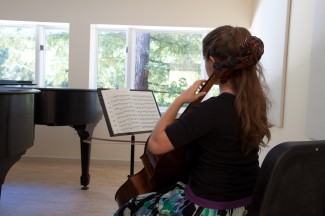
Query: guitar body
115 144 188 207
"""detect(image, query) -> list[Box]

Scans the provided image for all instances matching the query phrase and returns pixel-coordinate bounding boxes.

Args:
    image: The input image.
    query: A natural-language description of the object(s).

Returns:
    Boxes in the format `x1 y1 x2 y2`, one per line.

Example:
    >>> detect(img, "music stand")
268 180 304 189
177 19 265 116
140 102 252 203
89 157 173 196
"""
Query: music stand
97 88 160 175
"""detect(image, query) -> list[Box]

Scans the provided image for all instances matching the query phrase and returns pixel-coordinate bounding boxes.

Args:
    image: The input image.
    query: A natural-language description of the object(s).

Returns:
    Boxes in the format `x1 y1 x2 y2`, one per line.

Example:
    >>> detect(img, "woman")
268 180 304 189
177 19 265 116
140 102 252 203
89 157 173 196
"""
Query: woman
115 25 272 216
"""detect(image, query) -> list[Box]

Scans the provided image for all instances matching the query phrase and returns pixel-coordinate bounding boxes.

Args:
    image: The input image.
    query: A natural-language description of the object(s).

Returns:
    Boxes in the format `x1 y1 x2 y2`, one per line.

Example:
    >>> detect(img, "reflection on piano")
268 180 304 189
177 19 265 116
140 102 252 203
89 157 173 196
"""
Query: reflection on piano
0 81 102 195
0 88 40 196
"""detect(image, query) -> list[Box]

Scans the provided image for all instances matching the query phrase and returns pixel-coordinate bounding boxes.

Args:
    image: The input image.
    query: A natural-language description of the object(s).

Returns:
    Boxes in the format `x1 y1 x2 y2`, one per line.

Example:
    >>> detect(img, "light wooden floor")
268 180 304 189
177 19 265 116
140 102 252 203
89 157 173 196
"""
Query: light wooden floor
0 157 142 216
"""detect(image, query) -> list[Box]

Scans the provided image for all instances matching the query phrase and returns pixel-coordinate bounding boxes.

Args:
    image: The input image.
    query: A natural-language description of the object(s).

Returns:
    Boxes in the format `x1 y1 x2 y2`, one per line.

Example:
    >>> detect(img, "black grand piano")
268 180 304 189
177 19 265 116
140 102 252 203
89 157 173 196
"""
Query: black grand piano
0 87 39 196
0 81 102 195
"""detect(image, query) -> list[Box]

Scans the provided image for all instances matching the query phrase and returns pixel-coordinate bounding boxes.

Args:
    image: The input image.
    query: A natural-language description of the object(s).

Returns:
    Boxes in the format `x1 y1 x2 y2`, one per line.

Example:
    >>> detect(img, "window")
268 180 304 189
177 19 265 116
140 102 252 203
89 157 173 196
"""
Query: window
96 29 127 89
43 27 69 87
0 21 69 87
94 25 219 108
0 24 35 81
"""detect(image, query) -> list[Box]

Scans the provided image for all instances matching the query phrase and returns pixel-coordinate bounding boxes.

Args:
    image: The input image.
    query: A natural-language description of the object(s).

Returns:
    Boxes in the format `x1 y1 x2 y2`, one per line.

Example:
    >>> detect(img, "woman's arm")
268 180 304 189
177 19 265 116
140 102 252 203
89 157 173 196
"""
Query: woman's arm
147 80 207 155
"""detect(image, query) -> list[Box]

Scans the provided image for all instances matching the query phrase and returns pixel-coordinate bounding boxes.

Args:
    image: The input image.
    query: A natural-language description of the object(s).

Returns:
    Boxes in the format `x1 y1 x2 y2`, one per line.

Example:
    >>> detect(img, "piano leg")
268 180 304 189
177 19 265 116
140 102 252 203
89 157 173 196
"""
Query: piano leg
0 154 23 197
73 124 94 190
80 135 90 190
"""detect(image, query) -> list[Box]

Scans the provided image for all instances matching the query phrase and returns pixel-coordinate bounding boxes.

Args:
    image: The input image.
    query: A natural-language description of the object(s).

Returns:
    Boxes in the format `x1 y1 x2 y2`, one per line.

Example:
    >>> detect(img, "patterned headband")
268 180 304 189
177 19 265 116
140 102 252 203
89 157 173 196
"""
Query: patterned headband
213 36 264 83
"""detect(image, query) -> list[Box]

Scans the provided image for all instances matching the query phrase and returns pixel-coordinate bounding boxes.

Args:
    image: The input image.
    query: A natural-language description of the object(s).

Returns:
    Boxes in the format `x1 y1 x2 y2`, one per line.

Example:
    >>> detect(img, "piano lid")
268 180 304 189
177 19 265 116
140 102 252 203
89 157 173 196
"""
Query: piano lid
0 80 35 86
0 87 40 95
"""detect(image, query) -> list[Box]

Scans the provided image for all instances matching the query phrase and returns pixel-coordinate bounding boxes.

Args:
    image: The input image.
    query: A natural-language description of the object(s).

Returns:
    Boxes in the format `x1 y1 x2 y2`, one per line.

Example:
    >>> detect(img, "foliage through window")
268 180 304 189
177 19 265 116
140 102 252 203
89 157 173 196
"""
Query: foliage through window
0 21 69 87
0 25 35 81
44 28 69 87
135 31 202 107
97 30 127 89
95 26 219 108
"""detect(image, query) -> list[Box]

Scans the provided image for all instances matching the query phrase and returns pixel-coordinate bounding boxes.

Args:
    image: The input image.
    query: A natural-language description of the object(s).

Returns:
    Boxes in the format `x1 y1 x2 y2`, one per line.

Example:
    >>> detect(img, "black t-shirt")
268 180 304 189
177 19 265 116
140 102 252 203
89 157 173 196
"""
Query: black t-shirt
165 93 259 201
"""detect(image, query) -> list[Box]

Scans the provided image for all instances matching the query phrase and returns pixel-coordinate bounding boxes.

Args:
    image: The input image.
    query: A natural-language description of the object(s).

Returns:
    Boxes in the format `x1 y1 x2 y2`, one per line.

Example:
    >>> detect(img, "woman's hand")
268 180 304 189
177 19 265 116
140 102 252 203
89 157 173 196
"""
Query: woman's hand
177 79 207 104
147 79 207 155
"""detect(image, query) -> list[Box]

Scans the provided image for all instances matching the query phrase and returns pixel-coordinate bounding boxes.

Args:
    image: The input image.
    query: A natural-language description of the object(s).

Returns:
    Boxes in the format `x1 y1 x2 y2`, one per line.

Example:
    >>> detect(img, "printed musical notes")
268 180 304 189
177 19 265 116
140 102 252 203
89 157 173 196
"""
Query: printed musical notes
98 88 161 136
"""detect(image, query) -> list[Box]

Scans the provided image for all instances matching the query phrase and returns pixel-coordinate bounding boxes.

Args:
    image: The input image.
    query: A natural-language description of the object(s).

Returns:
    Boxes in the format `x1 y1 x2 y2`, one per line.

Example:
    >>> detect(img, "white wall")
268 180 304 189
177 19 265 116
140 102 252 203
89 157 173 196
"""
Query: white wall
259 0 315 160
306 0 325 140
251 0 291 127
0 0 317 163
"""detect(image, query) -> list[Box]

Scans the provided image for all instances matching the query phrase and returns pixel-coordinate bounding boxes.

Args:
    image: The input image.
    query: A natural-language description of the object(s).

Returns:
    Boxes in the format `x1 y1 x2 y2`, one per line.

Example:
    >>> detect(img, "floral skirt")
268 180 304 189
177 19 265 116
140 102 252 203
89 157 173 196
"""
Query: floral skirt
114 182 248 216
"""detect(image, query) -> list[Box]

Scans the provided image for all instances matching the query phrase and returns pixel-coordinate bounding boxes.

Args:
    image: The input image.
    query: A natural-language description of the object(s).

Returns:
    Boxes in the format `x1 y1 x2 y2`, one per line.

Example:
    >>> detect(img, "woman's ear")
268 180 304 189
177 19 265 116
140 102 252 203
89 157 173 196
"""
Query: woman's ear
209 56 215 63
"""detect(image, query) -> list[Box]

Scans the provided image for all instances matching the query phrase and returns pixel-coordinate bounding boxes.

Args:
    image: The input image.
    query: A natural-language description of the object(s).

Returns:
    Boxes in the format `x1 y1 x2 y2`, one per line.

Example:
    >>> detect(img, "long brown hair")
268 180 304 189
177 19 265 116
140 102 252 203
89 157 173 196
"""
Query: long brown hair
203 25 272 153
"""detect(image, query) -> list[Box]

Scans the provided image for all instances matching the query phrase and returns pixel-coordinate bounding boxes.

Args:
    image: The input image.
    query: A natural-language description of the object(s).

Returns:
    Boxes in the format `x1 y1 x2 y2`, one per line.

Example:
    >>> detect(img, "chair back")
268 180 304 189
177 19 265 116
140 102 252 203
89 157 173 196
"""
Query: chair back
249 140 325 216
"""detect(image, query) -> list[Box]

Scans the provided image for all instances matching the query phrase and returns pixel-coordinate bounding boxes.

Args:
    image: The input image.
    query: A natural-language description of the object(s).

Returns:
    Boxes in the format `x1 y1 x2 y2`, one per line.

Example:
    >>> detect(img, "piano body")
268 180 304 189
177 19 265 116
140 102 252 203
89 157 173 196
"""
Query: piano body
0 87 40 195
0 82 102 195
34 88 102 189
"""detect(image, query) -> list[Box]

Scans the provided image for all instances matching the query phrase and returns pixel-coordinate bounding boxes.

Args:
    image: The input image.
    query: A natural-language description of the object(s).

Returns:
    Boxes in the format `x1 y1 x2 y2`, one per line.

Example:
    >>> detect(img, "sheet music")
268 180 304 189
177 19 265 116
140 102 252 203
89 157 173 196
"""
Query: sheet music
100 89 160 136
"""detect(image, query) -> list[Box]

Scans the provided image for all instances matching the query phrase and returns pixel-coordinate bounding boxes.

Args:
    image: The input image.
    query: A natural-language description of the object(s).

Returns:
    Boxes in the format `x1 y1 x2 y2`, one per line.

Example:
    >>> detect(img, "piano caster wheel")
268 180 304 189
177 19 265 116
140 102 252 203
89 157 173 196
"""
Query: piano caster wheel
81 186 89 190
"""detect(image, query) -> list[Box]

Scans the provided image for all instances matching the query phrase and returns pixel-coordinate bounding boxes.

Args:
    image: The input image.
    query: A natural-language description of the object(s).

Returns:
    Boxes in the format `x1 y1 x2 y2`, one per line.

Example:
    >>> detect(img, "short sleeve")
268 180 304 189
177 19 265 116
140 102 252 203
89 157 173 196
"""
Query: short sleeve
165 95 234 148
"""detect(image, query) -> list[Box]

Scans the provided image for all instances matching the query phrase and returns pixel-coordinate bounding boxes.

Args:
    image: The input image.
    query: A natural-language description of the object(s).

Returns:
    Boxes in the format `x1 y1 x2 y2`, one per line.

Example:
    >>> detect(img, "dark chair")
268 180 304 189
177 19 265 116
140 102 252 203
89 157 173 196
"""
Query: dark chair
249 140 325 216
